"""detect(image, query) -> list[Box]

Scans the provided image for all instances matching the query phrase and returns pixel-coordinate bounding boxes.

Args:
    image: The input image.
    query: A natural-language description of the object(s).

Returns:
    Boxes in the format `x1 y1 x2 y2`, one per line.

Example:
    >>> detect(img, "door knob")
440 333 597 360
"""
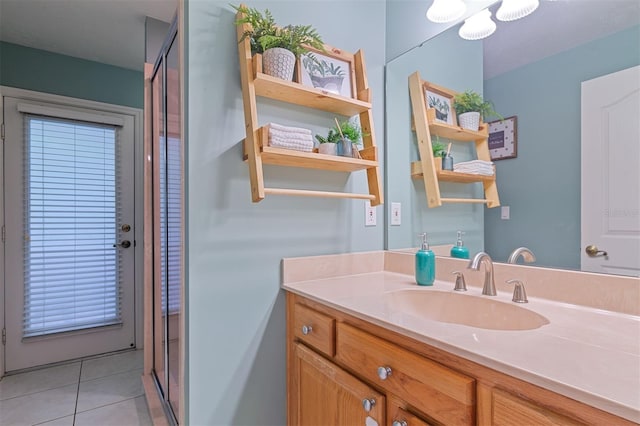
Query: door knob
585 245 607 257
114 240 131 248
377 366 392 380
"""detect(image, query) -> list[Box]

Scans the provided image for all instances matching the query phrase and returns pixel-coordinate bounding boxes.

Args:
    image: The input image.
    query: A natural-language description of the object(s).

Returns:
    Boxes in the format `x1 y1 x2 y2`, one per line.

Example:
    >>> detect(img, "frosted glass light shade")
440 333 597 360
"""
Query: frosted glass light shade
426 0 467 23
459 9 496 40
496 0 540 22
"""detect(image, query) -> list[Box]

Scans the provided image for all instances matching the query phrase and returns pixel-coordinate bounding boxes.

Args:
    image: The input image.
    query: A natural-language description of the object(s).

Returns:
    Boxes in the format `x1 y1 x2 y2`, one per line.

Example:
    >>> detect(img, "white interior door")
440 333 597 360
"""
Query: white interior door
581 66 640 276
3 96 136 371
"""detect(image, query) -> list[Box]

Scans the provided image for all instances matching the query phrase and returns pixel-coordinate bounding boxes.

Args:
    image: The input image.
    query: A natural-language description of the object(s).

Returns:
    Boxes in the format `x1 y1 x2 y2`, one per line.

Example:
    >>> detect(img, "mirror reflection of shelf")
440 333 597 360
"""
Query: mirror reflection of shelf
410 161 495 183
408 71 500 208
426 108 487 141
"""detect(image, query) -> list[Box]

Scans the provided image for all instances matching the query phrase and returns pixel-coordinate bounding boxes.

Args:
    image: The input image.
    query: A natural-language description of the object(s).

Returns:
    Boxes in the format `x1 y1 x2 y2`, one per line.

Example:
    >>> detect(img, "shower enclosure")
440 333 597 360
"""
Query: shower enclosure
143 17 183 425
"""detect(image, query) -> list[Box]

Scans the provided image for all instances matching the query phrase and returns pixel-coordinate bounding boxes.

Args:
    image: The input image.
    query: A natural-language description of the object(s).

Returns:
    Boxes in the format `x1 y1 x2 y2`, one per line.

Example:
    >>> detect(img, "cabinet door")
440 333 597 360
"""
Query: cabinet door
291 343 385 426
489 388 583 426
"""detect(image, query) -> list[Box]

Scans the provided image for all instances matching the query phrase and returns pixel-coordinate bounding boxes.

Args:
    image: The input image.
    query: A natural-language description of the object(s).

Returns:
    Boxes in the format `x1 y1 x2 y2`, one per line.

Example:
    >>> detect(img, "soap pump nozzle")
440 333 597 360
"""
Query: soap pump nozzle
456 231 465 247
419 233 429 251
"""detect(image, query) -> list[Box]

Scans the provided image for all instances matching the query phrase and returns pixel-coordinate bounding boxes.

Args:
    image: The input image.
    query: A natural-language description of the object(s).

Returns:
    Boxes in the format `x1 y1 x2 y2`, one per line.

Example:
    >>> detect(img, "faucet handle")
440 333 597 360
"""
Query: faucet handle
506 279 528 303
452 271 467 292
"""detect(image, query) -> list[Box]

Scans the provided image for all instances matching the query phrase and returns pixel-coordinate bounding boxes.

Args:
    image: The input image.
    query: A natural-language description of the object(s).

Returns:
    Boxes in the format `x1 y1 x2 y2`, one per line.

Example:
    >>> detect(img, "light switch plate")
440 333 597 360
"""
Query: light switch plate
391 202 401 225
501 206 510 220
365 201 376 226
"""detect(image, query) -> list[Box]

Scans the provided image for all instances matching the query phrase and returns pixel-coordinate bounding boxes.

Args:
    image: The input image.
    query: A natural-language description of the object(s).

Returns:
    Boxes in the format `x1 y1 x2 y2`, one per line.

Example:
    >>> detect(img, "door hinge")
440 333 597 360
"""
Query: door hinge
2 328 6 345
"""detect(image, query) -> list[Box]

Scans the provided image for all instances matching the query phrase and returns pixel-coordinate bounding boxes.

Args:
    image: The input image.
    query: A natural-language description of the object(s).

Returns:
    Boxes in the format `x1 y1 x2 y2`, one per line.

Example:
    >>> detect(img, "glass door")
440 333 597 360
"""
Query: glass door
150 20 182 423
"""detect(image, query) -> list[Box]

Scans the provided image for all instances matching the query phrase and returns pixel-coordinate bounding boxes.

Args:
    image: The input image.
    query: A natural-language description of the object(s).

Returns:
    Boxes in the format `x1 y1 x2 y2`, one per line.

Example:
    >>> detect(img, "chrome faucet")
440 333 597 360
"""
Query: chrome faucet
468 252 497 296
507 247 536 264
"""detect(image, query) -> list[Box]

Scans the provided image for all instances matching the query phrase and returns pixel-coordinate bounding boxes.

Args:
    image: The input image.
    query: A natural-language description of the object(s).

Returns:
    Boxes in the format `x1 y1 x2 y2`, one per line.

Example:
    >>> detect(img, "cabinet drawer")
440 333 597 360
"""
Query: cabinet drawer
336 323 475 425
293 304 335 357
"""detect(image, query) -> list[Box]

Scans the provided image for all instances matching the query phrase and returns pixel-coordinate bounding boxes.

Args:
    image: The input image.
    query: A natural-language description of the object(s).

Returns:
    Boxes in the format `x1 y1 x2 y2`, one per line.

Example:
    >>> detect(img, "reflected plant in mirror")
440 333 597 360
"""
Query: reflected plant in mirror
385 0 640 276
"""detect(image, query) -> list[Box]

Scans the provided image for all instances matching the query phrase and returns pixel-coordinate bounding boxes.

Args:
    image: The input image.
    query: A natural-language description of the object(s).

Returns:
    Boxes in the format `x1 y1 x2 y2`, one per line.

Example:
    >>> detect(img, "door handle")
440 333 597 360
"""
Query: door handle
113 240 132 249
585 245 607 257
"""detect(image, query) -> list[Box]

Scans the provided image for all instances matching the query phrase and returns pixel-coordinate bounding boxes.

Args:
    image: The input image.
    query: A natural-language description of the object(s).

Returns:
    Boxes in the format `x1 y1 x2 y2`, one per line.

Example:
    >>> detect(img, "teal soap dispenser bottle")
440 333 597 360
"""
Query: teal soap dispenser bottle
415 233 435 286
450 231 470 259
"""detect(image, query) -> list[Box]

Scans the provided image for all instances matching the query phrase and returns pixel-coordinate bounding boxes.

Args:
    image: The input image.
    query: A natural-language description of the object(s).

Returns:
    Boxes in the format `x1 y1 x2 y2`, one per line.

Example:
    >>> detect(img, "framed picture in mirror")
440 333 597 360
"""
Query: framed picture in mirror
488 115 518 160
423 82 456 125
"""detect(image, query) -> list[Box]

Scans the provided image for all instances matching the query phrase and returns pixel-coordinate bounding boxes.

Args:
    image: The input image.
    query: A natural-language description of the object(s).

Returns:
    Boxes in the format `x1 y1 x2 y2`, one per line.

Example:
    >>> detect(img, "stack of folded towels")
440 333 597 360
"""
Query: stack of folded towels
267 123 314 152
453 160 495 176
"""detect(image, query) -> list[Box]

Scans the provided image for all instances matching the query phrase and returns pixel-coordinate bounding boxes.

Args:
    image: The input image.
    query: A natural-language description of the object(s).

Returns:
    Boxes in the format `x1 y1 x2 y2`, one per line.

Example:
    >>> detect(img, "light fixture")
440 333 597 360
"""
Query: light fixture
496 0 540 22
458 9 496 40
426 0 467 24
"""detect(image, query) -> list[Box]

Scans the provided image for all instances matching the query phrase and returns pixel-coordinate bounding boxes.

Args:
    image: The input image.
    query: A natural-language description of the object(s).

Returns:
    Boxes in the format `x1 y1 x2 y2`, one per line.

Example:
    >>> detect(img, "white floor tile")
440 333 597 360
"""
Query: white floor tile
0 362 81 401
33 414 75 426
76 369 144 413
75 396 152 426
80 350 143 382
0 384 77 426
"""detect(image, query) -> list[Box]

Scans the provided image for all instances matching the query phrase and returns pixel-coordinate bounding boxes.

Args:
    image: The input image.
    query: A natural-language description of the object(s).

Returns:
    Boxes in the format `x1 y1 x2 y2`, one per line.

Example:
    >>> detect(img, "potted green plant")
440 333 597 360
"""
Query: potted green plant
302 57 345 95
315 120 365 157
431 136 446 170
234 5 324 82
315 129 340 155
453 90 501 131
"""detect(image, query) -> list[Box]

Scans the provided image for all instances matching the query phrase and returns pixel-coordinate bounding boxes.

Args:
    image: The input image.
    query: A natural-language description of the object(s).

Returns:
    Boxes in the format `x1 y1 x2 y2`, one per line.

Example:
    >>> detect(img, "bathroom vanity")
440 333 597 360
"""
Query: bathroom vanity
283 251 640 425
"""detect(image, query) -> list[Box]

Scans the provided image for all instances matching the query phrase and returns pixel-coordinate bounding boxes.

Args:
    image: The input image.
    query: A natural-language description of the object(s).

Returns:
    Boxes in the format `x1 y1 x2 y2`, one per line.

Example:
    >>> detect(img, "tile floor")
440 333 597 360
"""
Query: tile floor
0 349 152 426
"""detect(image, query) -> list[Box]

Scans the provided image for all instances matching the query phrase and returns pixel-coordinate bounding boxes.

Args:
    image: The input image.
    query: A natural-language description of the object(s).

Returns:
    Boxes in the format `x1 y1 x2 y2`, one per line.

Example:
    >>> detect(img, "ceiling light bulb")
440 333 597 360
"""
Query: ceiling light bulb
426 0 467 24
496 0 540 22
458 9 496 40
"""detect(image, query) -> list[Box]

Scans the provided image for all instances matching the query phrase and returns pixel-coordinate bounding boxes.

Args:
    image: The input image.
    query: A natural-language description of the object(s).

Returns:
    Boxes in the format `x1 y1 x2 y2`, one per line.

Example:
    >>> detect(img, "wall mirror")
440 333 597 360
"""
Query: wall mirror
385 0 640 276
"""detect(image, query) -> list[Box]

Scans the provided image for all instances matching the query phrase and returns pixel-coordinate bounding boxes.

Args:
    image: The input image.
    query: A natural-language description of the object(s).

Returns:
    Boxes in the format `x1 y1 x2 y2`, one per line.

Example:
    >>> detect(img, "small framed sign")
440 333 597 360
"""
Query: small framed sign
488 116 517 161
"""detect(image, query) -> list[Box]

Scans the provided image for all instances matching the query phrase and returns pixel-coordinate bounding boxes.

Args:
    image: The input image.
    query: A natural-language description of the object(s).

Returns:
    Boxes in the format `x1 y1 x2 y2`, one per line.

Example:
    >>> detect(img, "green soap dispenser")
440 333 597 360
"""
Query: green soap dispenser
450 231 470 259
415 233 435 286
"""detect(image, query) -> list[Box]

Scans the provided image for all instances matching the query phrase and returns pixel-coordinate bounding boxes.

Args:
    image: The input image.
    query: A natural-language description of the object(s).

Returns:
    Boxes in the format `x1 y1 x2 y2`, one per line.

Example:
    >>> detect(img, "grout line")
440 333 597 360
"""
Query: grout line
73 395 143 416
72 361 83 426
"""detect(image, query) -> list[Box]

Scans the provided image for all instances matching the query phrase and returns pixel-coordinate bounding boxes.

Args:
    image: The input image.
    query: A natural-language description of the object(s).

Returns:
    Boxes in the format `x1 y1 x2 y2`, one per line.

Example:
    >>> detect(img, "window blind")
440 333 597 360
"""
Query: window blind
23 114 123 337
159 136 182 315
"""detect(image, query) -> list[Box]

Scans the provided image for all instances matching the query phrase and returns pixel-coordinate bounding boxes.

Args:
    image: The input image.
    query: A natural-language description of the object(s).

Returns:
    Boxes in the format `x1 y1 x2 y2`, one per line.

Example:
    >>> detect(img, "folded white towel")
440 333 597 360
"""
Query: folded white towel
268 136 314 152
268 122 312 135
453 160 494 175
269 128 314 142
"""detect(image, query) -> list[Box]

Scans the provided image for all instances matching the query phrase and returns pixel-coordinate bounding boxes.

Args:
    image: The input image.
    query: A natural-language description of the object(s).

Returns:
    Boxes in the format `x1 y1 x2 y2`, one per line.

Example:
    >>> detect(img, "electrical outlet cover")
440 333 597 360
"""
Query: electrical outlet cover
365 201 376 226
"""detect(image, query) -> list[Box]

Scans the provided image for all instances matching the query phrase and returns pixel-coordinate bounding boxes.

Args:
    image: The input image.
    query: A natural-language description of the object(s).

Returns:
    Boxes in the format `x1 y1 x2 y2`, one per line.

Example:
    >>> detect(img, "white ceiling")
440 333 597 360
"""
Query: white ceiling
483 0 640 79
0 0 637 75
0 0 177 71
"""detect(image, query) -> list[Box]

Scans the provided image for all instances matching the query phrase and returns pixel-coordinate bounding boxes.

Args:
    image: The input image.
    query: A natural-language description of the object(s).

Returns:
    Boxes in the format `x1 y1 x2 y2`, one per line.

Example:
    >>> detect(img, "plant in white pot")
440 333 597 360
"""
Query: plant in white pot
234 5 324 82
315 129 340 155
453 90 502 131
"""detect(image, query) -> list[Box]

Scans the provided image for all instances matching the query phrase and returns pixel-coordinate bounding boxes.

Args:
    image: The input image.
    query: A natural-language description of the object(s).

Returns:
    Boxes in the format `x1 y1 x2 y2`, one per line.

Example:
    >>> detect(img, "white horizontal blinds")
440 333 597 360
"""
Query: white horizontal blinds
23 114 122 337
166 136 182 314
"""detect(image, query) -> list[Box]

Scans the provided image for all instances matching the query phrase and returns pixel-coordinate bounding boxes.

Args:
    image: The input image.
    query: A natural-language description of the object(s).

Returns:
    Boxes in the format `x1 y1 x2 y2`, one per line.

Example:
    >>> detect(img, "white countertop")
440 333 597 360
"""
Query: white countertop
283 271 640 423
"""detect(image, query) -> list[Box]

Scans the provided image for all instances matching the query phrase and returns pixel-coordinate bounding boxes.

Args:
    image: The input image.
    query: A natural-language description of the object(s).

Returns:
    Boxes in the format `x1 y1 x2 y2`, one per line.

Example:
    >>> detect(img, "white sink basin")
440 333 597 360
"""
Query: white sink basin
383 289 550 331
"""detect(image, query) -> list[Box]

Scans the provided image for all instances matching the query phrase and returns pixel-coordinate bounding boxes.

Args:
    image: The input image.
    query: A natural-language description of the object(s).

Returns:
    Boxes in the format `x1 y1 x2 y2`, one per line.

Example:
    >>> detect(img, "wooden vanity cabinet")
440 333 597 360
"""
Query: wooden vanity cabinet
286 293 636 426
292 343 385 425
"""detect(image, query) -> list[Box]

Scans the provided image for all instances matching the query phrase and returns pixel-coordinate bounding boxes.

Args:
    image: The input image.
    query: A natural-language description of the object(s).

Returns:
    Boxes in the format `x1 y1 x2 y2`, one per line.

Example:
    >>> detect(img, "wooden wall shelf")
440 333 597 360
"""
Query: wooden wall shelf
411 161 496 183
236 6 383 205
408 71 500 208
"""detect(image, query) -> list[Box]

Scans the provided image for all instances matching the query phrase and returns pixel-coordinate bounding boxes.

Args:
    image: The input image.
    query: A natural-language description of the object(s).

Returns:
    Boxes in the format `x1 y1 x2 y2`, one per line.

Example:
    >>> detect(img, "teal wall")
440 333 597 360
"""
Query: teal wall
0 41 143 109
385 28 485 253
185 1 385 424
484 25 640 269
